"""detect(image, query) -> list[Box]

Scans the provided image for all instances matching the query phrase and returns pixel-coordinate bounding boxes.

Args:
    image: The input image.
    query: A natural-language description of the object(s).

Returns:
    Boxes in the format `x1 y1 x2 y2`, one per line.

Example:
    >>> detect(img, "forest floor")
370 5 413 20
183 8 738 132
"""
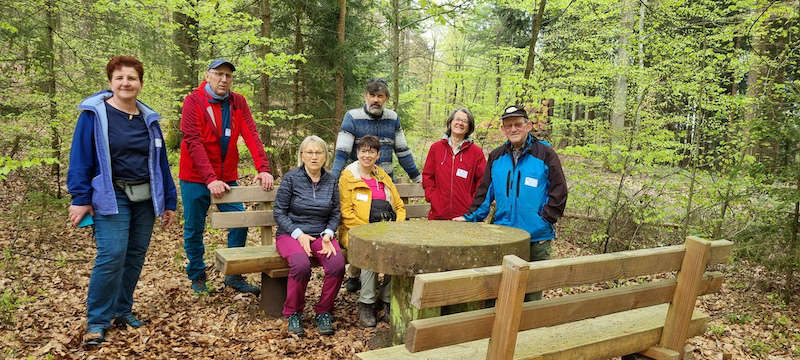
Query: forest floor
0 176 799 359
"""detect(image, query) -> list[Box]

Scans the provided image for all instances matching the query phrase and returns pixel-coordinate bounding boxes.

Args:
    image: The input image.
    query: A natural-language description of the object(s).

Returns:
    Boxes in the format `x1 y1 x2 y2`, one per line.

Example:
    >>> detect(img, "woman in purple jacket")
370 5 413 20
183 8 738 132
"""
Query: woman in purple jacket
67 56 177 348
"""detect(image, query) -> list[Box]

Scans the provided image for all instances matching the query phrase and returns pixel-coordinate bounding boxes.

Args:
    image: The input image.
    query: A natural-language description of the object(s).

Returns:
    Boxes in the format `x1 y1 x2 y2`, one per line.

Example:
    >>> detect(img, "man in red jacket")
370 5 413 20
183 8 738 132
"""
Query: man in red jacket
179 58 274 294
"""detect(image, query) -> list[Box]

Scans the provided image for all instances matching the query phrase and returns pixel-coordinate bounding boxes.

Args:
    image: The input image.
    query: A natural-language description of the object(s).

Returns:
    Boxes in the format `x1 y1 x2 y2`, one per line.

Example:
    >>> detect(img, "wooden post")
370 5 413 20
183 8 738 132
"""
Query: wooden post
257 202 273 245
657 236 711 355
486 255 530 360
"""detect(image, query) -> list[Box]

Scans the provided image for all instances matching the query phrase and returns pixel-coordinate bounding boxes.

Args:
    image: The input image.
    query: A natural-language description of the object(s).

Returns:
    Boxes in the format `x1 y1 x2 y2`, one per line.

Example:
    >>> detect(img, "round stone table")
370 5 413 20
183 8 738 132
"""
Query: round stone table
348 220 530 344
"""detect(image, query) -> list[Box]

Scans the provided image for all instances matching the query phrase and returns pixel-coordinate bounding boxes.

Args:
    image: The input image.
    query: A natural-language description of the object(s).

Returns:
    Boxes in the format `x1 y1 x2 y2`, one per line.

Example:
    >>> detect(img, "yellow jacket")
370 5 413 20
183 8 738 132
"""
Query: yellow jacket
338 161 406 248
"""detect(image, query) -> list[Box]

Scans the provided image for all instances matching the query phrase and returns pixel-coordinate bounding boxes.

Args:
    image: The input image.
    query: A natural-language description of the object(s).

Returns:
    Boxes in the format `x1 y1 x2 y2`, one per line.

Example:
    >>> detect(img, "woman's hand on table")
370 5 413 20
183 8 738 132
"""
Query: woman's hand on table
319 233 337 258
452 216 466 222
297 233 313 256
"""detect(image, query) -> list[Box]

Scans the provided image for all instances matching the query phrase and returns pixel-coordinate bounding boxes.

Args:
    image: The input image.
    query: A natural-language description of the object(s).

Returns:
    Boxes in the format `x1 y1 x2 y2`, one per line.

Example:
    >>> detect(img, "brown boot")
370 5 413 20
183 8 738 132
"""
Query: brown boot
358 302 377 327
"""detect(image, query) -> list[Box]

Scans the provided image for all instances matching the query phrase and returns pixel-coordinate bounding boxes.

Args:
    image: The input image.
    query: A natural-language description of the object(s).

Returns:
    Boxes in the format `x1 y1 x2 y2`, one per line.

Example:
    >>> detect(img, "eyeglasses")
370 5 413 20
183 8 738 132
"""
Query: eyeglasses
502 121 529 130
209 70 234 80
358 148 378 155
303 151 325 157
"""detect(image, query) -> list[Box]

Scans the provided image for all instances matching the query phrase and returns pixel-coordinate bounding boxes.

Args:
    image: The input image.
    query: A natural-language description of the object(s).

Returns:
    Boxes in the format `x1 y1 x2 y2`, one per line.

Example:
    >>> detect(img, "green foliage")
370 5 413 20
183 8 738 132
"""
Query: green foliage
725 312 753 325
0 289 32 326
707 322 727 336
746 338 771 355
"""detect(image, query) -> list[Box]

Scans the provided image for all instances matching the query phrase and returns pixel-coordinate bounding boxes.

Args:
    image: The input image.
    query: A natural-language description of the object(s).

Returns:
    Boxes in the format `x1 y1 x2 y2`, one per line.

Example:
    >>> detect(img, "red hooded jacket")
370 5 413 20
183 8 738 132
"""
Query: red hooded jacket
179 82 270 184
422 137 487 220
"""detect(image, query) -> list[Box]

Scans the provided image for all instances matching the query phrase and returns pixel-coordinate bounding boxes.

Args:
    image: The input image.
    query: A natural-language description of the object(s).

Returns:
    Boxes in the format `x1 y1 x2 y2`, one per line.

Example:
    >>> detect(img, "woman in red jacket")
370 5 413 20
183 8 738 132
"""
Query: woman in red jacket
422 108 487 220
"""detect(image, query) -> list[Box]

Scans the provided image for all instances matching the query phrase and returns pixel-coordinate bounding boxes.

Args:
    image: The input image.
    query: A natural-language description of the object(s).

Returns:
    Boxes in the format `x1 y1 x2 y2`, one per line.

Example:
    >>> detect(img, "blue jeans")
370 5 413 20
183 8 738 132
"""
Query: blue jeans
180 180 247 281
87 190 155 332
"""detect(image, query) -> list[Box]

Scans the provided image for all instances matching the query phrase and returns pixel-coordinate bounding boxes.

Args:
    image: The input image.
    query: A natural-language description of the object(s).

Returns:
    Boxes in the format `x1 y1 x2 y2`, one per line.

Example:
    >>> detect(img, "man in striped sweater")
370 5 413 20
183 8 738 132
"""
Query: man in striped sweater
331 79 421 182
332 78 422 295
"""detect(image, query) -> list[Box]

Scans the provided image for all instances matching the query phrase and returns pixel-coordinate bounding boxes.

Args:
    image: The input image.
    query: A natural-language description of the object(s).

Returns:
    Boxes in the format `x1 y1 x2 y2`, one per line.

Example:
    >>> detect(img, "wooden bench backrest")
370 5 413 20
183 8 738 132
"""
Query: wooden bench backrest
405 237 732 355
210 183 430 245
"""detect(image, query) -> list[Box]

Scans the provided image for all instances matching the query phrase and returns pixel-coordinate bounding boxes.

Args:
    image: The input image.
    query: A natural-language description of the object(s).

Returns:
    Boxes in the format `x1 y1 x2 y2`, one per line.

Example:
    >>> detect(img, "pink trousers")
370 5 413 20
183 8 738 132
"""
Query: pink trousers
275 233 345 317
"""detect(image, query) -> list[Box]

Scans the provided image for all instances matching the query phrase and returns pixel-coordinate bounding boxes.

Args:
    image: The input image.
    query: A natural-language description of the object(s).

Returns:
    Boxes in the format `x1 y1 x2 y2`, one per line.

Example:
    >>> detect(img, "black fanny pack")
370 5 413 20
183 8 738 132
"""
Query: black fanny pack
368 199 396 223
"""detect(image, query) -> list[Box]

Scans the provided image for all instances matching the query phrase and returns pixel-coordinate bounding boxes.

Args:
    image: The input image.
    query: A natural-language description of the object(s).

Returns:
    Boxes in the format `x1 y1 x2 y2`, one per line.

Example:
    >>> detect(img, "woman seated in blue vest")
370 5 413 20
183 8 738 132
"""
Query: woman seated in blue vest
273 135 345 337
67 56 177 348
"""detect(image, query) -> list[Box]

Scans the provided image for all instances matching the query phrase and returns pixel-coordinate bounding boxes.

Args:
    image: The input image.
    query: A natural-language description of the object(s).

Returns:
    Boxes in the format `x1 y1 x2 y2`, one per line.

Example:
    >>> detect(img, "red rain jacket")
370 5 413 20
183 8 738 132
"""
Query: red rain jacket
179 82 270 184
422 138 486 220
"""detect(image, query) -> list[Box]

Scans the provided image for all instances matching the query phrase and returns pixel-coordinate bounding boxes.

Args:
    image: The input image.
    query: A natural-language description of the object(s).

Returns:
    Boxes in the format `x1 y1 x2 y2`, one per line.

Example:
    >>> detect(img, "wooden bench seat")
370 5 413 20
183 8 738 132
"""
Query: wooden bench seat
356 237 732 360
210 184 428 316
356 304 709 360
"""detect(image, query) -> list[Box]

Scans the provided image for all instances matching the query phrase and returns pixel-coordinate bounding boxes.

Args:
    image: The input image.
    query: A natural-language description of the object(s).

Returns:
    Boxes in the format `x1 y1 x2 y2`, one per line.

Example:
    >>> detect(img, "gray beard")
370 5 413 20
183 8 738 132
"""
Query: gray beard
367 105 383 116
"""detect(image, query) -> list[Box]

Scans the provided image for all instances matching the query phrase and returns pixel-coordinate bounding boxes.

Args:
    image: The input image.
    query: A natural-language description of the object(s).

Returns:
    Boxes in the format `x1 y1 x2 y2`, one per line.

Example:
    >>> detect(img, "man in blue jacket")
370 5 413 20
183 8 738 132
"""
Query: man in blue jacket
455 105 568 301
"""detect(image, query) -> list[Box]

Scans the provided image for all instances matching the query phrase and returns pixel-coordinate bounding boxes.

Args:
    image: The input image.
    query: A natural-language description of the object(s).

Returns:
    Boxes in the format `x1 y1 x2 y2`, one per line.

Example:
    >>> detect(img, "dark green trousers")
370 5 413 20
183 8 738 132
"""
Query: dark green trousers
524 240 552 301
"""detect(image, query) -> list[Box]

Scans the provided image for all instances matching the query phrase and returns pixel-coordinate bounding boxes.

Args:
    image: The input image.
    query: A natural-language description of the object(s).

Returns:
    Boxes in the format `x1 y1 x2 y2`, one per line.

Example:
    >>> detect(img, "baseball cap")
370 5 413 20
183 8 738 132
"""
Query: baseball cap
500 105 529 120
208 58 236 72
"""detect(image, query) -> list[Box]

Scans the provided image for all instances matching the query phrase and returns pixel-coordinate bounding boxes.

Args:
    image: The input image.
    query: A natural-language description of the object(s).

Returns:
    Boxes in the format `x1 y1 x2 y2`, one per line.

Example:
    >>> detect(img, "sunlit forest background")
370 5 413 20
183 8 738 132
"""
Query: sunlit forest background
1 0 799 357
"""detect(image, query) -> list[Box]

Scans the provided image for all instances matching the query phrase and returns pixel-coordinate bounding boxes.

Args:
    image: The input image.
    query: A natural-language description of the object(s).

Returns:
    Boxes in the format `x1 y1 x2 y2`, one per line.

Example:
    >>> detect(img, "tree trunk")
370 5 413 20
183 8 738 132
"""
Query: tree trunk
787 176 800 304
495 57 501 106
611 0 635 130
522 0 546 80
44 0 60 198
391 0 400 110
425 37 436 131
259 0 273 148
292 0 304 137
334 0 347 129
743 16 768 157
636 0 646 104
171 1 199 149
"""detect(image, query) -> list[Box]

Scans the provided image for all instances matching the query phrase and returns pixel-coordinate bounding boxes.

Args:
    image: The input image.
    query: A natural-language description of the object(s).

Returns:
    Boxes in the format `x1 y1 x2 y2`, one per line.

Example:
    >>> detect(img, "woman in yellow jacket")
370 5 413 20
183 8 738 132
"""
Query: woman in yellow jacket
339 135 406 327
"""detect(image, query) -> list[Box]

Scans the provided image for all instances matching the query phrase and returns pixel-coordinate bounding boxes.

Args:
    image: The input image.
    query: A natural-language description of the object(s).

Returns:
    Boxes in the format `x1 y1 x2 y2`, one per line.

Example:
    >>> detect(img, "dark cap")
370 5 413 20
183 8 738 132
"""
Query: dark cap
208 58 236 72
500 105 528 120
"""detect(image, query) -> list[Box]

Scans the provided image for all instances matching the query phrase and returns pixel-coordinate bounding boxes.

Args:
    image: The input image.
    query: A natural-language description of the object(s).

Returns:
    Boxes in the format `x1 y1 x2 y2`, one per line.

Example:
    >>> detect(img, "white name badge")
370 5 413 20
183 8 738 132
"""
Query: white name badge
225 128 231 137
356 193 369 202
456 168 468 178
154 138 162 148
524 177 538 187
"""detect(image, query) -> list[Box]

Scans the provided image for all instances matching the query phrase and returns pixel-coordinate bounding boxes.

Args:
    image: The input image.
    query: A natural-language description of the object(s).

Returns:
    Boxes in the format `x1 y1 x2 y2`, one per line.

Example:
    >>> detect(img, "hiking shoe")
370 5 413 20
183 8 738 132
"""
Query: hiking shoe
224 275 260 296
358 302 376 328
83 328 105 348
191 274 209 294
287 312 305 337
315 312 334 336
344 277 361 293
114 313 145 328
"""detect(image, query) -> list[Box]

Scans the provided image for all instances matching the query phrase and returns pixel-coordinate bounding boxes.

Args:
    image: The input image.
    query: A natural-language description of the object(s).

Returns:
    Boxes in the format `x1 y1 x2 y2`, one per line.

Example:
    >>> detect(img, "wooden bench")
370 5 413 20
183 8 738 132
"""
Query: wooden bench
212 183 430 317
356 237 732 360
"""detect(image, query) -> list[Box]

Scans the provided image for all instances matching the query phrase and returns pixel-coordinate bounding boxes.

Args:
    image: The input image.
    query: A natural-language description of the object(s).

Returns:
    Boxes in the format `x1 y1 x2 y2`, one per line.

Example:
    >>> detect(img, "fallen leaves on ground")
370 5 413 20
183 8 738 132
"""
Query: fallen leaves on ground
0 178 798 359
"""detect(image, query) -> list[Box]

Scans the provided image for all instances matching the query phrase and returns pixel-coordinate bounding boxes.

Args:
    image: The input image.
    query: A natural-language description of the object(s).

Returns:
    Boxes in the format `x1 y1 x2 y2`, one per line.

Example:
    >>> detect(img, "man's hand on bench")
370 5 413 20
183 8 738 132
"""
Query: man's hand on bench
254 171 274 191
207 180 231 198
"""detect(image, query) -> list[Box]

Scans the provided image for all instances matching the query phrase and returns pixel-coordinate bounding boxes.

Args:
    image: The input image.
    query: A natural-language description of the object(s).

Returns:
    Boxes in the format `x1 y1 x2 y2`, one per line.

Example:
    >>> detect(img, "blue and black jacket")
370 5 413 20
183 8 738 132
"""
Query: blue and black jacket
463 134 567 242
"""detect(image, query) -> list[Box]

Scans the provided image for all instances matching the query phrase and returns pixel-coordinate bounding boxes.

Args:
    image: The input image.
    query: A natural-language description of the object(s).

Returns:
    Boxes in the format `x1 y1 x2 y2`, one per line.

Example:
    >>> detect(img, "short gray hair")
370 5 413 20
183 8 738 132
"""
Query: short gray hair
296 135 329 167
